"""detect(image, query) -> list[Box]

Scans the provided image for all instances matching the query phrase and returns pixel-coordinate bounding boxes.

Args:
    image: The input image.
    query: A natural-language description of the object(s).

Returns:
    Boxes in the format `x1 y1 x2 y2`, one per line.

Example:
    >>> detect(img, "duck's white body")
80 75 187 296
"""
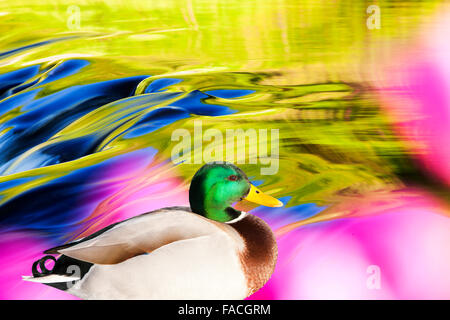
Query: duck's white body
25 207 277 300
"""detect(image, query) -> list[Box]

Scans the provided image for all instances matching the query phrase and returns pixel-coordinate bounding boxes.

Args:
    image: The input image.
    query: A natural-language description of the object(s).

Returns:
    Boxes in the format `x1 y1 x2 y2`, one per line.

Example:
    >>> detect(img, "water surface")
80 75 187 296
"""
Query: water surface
0 0 449 299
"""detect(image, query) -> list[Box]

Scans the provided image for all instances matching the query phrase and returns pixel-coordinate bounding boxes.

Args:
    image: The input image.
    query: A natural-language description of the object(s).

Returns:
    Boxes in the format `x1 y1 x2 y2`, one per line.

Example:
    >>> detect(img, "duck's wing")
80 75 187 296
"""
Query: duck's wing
44 207 227 265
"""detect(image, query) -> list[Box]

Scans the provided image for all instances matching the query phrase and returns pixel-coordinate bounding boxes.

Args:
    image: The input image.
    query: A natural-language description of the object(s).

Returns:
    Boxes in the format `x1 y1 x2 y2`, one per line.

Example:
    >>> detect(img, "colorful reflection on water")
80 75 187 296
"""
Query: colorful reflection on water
0 0 449 299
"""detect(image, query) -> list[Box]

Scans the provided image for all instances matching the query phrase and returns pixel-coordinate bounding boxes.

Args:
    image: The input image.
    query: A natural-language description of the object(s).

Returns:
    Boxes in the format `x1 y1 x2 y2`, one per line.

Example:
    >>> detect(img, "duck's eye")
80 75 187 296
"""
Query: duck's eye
227 175 238 181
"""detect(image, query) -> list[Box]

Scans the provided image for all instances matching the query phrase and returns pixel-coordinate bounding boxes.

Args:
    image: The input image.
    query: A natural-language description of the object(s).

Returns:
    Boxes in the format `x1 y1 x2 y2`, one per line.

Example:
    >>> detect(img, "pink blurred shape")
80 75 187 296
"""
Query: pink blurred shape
376 10 450 186
0 232 76 300
250 190 450 299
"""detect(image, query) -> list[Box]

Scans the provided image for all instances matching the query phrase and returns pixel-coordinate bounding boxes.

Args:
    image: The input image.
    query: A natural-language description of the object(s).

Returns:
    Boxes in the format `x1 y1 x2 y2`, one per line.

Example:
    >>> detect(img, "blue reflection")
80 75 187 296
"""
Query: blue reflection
205 89 255 99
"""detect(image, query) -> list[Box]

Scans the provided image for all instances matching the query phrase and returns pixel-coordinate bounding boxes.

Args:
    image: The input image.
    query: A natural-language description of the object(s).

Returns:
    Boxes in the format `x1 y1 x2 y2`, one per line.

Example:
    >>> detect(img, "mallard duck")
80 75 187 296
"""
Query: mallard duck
23 162 283 299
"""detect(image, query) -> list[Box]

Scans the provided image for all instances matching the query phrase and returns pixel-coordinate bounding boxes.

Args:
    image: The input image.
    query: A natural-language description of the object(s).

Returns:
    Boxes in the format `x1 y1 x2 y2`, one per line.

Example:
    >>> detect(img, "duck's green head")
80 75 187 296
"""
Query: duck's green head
189 162 283 223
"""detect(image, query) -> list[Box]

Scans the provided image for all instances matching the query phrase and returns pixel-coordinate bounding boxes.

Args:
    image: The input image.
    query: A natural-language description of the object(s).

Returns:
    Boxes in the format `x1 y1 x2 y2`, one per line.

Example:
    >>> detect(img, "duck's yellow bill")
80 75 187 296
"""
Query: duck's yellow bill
244 184 283 207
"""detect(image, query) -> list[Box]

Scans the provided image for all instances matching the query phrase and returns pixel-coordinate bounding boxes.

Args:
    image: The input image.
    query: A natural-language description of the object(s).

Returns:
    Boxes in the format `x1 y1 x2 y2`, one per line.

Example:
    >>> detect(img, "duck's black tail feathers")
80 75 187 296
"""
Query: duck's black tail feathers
23 254 93 291
32 255 57 277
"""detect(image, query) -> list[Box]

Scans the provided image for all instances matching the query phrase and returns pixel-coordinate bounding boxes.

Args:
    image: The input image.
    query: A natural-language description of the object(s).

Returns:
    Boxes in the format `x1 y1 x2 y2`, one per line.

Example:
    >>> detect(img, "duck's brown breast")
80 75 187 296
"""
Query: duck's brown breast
230 214 278 296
